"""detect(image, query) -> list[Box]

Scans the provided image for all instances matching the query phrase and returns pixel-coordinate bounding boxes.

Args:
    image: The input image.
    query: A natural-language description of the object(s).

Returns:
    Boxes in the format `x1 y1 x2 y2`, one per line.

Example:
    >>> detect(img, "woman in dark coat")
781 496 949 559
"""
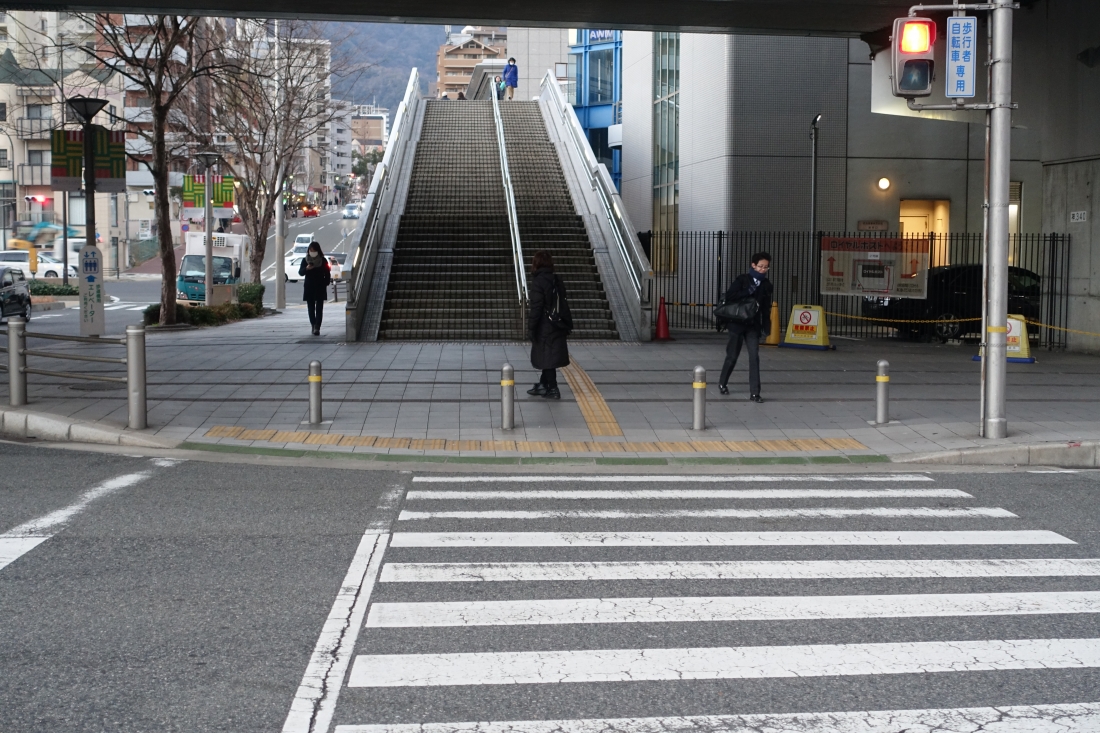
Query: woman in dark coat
526 250 572 399
299 241 332 336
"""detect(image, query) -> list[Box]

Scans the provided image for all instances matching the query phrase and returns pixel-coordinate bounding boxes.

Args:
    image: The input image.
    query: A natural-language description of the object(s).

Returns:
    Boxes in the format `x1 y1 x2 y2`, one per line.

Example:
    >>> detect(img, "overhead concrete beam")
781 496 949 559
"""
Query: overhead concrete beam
10 0 910 35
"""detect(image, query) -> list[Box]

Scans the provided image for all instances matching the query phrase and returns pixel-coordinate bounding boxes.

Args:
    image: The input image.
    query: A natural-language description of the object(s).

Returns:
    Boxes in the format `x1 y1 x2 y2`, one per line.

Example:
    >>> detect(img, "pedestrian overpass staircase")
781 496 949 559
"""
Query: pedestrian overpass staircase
346 69 652 343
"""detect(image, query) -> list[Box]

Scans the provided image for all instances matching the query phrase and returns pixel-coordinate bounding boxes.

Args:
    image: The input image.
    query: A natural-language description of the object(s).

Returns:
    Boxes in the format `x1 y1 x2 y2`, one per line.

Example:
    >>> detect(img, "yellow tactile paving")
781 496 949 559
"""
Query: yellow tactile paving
560 362 624 437
305 433 343 445
238 429 277 441
203 427 869 454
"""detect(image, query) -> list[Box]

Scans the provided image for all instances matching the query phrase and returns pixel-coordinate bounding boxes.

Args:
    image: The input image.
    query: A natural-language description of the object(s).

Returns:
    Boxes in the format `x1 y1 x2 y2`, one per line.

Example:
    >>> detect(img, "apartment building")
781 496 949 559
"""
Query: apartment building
436 25 506 99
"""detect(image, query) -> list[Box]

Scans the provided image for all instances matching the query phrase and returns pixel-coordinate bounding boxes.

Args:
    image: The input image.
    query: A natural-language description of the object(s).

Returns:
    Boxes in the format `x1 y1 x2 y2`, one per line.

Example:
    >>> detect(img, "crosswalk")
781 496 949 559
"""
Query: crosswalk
289 473 1100 733
103 301 154 311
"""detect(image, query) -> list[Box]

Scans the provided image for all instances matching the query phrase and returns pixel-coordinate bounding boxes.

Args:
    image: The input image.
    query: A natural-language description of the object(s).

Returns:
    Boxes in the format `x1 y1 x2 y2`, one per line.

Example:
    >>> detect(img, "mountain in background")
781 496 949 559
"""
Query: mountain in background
329 22 444 121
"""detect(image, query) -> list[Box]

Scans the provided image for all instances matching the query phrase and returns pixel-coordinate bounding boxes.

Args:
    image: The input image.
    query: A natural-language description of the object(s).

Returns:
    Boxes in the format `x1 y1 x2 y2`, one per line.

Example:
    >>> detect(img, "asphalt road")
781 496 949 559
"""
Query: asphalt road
2 447 1099 731
22 210 355 335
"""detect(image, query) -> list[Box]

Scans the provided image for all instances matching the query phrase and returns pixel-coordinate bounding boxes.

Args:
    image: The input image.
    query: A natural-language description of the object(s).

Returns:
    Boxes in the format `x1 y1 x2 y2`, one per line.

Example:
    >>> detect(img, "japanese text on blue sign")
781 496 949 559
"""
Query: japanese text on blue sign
946 17 977 98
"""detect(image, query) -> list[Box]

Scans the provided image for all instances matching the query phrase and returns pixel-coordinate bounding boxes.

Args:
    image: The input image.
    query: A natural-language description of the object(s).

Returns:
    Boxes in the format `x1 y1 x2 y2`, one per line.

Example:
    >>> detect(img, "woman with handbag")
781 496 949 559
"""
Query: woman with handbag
526 250 572 400
717 251 773 402
299 241 332 336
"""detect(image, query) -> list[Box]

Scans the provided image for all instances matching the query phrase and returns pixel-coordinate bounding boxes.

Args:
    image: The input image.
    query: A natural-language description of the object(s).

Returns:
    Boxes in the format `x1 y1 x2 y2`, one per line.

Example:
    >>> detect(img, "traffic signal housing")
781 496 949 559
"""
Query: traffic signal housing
892 17 937 97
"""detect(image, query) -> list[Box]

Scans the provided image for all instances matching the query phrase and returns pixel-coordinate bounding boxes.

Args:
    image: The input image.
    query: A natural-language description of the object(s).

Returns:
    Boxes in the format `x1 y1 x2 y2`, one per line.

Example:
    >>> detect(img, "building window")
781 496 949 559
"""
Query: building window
26 104 50 119
28 149 48 166
0 102 6 122
110 194 119 227
0 150 7 168
588 48 614 105
652 32 679 234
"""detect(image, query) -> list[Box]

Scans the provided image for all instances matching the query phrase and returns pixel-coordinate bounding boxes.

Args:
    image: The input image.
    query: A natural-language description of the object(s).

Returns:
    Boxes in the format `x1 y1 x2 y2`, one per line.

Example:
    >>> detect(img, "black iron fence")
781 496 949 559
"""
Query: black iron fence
641 230 1072 349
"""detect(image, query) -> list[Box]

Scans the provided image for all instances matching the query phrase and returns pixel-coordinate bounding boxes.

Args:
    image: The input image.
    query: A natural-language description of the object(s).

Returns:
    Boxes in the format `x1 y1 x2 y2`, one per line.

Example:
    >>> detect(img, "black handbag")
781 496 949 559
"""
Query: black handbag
713 296 760 324
546 279 572 333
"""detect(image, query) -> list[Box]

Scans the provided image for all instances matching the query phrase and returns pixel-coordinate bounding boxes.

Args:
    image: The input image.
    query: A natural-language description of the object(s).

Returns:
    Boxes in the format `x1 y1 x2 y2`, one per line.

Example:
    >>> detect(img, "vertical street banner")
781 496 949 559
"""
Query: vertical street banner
946 17 977 99
820 237 930 298
181 174 236 219
78 244 107 337
50 126 126 193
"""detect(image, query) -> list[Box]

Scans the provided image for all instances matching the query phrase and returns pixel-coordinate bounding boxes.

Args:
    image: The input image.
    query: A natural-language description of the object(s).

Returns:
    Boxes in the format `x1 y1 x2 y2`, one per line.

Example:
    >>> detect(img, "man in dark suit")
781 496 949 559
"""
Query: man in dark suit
718 251 773 402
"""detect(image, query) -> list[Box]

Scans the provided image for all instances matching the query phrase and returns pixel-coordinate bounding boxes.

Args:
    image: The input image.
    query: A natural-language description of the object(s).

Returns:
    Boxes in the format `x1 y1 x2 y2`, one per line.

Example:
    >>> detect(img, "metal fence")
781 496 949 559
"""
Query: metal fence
642 230 1072 348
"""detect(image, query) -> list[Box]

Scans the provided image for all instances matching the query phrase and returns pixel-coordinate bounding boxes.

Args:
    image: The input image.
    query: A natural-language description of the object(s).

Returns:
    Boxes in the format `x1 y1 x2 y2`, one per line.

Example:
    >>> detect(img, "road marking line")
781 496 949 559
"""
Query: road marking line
333 702 1100 733
406 488 970 500
380 557 1100 583
389 530 1073 547
367 590 1100 627
397 507 1016 520
348 637 1100 687
0 469 152 572
411 474 933 483
281 532 390 733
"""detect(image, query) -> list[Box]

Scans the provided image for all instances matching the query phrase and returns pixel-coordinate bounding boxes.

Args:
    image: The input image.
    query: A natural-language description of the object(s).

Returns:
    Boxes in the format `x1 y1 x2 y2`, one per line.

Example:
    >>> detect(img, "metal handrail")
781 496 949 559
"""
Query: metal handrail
490 86 528 304
348 68 419 307
540 71 650 296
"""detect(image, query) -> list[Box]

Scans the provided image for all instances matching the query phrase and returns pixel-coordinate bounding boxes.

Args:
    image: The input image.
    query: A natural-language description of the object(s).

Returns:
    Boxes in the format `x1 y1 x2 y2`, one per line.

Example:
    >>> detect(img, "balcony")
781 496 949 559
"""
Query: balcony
17 118 55 140
18 164 50 186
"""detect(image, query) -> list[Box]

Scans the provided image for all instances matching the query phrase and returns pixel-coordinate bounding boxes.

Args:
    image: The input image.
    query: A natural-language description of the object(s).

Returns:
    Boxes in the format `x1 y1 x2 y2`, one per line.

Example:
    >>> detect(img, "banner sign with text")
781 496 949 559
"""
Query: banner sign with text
181 174 236 219
820 237 930 299
51 126 126 193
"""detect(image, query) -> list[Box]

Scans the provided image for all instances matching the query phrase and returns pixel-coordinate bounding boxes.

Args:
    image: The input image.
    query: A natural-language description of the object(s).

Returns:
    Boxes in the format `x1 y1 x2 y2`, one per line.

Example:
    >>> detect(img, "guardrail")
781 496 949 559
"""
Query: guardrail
539 71 653 337
489 82 528 307
2 318 147 429
345 68 422 341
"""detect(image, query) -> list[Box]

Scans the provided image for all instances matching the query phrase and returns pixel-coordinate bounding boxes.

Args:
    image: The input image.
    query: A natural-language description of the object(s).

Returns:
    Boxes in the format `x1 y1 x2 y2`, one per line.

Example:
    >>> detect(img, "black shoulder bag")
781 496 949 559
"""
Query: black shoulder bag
713 295 760 325
546 278 572 333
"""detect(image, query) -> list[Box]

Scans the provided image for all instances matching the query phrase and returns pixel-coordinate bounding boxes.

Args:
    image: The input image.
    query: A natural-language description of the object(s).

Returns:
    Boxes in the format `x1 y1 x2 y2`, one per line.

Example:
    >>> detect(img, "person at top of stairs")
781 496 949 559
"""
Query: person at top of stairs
503 58 518 100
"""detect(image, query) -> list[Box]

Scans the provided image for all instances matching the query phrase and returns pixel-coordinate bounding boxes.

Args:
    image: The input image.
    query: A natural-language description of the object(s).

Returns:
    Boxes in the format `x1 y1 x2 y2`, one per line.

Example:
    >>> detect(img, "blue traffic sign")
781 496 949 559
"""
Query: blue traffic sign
946 17 977 98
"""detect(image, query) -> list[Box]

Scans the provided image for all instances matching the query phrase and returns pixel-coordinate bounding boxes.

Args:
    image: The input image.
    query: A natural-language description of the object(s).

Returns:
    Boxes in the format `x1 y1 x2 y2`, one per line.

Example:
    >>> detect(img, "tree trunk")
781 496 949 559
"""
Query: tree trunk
153 108 177 326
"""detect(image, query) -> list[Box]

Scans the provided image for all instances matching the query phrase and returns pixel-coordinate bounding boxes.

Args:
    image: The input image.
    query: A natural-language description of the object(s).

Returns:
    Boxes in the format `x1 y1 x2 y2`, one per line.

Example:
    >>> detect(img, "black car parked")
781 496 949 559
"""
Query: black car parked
0 265 32 322
861 264 1040 341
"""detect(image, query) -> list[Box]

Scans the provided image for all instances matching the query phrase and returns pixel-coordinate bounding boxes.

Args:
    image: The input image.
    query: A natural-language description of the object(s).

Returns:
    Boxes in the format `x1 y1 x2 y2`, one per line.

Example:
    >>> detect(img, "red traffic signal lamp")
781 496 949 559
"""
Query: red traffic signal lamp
892 17 937 97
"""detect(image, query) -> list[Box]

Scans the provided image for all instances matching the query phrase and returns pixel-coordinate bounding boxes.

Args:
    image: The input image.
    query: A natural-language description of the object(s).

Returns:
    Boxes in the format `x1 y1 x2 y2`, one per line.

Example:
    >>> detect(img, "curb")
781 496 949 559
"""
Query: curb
31 301 68 313
0 407 179 449
895 440 1100 467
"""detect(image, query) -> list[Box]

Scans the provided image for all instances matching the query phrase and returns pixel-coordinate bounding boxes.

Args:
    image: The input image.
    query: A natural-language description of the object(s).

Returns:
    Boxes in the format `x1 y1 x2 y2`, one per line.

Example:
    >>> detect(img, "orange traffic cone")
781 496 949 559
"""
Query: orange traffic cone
655 296 673 341
764 301 781 346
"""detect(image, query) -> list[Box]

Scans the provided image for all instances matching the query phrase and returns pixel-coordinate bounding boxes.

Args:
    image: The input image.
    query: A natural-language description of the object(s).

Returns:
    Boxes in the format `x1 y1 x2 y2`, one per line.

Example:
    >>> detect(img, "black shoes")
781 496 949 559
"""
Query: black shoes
749 394 765 403
527 383 547 396
544 387 561 400
718 384 729 395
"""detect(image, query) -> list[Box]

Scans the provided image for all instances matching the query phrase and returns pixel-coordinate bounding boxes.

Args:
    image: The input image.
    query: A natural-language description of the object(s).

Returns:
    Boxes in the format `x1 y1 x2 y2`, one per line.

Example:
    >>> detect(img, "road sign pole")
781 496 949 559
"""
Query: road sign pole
275 167 286 310
983 1 1012 439
204 171 214 307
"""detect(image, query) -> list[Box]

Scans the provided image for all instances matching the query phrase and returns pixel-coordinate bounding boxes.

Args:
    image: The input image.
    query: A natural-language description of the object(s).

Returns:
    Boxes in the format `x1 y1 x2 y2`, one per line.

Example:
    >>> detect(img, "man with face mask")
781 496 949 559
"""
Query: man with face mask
503 57 519 100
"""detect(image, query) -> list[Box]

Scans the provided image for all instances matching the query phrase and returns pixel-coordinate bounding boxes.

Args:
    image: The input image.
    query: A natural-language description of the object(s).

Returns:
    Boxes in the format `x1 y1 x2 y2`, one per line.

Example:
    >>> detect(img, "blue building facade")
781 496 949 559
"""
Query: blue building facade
568 29 622 190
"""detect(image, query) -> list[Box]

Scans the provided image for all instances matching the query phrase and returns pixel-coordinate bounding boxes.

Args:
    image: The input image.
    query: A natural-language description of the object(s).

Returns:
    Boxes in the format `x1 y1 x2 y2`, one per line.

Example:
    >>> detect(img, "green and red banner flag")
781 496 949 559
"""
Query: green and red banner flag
181 174 236 219
50 125 126 193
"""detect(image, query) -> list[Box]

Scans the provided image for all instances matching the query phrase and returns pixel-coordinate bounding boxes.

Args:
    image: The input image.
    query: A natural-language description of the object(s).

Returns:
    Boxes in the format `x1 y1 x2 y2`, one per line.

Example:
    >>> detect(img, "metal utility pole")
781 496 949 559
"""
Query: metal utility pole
809 114 822 236
196 151 219 307
983 1 1013 439
275 163 286 309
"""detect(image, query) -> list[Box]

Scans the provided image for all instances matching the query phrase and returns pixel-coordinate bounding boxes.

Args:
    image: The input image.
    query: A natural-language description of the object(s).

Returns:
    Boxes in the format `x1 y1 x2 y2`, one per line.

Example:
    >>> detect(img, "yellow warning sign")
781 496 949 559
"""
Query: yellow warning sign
973 314 1035 363
780 305 833 351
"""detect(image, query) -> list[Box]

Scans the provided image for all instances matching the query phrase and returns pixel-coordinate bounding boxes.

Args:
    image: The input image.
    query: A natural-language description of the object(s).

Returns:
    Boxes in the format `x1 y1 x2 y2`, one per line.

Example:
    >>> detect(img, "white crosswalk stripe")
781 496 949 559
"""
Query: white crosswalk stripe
292 474 1100 732
103 301 154 311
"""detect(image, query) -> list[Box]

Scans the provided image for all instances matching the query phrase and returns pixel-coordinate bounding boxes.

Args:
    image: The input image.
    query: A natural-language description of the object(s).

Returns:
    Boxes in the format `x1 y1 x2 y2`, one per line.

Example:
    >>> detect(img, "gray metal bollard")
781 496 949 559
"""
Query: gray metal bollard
692 365 706 431
126 324 147 430
8 316 26 406
308 360 323 425
875 359 890 425
501 363 515 430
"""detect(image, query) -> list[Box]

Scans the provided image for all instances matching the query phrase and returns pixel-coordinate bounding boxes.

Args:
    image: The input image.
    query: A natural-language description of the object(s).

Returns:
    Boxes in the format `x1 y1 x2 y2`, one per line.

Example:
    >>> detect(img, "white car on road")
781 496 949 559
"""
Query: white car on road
0 250 79 279
284 233 315 282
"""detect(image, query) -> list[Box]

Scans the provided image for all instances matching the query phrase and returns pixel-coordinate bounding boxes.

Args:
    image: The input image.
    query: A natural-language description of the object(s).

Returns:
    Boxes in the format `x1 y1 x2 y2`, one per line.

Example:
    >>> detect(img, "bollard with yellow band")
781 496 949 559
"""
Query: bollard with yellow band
780 304 834 350
501 363 515 429
973 314 1035 364
692 366 706 431
308 360 323 424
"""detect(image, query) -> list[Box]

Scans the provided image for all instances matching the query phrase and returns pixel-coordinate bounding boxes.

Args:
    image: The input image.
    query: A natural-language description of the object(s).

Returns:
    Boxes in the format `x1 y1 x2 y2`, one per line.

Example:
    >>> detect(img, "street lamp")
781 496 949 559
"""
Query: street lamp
195 151 219 307
809 114 822 237
68 96 107 277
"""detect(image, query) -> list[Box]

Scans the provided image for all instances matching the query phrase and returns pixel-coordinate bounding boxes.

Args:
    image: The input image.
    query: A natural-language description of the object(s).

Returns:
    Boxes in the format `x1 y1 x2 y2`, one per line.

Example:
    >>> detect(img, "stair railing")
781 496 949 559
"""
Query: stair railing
346 68 421 340
539 71 652 310
490 85 528 308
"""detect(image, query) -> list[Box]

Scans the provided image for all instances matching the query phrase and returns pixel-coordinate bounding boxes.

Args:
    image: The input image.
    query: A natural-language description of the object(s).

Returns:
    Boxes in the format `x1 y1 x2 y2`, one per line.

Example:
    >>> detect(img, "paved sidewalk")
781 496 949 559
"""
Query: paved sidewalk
3 304 1099 458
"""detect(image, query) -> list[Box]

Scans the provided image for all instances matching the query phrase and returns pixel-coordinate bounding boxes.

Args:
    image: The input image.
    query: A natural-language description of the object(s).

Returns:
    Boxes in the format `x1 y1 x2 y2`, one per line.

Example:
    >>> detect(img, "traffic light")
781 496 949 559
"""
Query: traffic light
892 17 937 97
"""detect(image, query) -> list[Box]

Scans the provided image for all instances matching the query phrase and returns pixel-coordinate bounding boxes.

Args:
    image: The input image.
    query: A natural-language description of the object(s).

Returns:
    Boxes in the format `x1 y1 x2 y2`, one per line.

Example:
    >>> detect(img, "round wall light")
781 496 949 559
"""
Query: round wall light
877 177 891 191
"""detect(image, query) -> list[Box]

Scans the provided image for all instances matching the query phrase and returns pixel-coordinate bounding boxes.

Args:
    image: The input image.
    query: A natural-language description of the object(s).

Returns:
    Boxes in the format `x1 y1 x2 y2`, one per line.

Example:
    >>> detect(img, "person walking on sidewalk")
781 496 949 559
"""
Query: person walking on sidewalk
718 251 773 402
503 58 519 100
299 241 332 336
527 250 573 399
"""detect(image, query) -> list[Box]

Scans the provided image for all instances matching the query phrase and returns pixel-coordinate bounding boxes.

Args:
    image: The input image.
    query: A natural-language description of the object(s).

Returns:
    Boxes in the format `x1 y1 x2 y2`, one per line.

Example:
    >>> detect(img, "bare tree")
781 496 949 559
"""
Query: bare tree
74 15 241 325
183 19 361 283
